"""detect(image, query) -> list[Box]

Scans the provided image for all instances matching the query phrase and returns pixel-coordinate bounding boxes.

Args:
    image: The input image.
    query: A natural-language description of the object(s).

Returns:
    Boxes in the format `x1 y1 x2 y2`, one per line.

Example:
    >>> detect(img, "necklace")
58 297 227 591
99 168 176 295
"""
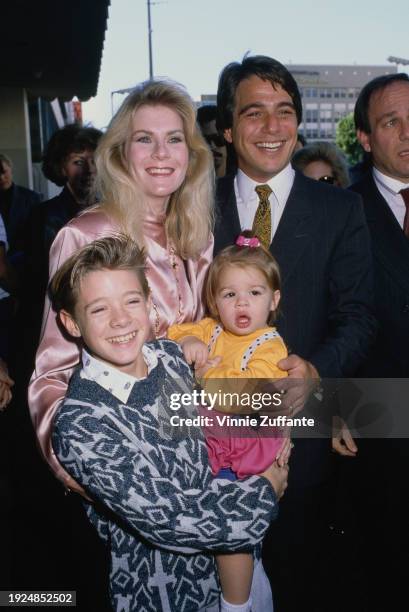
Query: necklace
150 243 183 339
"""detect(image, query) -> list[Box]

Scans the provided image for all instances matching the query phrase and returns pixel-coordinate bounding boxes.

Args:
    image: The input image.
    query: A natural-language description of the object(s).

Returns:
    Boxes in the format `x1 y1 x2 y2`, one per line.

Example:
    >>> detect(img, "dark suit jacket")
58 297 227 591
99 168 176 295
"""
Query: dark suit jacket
215 171 377 484
26 185 79 298
215 171 376 377
351 173 409 376
21 187 82 364
6 184 41 258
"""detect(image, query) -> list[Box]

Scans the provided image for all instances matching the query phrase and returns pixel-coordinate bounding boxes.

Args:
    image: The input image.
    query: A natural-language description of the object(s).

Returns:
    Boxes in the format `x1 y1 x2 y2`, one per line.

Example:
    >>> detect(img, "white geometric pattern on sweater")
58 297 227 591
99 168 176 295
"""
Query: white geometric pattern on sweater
52 339 277 611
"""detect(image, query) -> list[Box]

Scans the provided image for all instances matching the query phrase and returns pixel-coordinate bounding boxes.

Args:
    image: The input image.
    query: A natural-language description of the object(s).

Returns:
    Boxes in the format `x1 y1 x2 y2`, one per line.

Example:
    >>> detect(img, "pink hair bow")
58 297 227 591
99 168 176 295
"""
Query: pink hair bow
235 235 261 248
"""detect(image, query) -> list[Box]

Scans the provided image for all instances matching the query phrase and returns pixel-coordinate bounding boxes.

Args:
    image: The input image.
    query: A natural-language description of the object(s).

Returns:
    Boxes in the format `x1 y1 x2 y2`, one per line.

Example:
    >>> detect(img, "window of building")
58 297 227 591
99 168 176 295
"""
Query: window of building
320 88 332 98
306 128 319 139
319 125 333 138
305 88 318 98
306 109 319 122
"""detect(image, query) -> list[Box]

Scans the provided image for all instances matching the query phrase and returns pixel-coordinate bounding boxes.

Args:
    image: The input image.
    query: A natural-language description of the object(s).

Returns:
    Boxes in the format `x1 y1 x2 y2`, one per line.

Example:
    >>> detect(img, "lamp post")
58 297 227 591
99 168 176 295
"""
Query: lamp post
147 0 154 79
387 56 409 67
110 87 134 116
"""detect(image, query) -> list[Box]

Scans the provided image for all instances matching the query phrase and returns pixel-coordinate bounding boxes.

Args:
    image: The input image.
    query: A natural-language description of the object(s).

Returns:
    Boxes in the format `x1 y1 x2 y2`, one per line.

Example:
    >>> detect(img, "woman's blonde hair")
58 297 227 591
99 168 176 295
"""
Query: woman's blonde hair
95 79 214 259
205 232 281 325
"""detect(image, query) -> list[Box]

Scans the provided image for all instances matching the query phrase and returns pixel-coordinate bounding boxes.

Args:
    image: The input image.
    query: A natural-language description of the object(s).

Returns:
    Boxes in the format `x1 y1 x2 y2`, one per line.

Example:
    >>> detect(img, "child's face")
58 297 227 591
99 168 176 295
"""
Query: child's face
60 269 151 378
215 264 280 336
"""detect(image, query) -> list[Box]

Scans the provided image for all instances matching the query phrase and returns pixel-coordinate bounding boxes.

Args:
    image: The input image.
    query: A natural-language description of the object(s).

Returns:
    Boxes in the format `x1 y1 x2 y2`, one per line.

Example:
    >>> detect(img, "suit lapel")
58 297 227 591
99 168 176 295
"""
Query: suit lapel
270 172 312 283
8 184 22 245
362 176 409 294
215 175 241 248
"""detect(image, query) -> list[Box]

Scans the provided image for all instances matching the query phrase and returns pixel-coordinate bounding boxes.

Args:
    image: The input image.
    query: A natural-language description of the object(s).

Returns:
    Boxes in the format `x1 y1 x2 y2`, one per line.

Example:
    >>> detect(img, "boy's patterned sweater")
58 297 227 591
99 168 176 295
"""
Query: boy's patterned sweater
52 340 277 611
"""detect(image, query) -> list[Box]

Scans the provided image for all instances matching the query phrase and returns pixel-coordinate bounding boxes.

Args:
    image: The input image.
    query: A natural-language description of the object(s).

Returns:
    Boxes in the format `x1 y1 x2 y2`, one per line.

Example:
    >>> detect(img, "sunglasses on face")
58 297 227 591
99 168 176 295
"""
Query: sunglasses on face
318 175 335 184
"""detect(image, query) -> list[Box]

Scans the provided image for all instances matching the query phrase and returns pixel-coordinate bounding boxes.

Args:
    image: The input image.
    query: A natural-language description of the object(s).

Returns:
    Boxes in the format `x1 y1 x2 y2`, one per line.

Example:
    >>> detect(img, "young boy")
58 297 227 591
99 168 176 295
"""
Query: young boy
49 235 289 612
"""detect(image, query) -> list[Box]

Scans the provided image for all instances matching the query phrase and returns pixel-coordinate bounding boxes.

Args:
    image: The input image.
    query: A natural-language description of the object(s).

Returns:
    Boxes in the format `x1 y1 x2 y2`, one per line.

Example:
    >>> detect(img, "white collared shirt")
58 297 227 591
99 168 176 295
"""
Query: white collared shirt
373 167 409 229
80 345 158 404
234 163 295 240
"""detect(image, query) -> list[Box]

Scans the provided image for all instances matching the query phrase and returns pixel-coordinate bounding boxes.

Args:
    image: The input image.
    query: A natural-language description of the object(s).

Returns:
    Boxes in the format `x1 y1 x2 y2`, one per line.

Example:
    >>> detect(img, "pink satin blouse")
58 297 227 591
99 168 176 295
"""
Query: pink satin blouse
28 207 213 490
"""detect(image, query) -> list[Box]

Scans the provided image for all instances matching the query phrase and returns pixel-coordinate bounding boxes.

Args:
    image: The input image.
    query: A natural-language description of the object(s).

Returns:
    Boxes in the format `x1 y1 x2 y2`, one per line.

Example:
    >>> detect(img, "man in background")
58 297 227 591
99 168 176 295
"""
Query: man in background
0 153 41 282
351 72 409 610
197 105 227 177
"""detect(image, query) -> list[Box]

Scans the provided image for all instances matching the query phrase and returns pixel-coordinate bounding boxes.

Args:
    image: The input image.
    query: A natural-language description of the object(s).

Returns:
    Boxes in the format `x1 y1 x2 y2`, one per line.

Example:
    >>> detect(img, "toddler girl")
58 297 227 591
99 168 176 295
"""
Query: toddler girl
168 233 289 612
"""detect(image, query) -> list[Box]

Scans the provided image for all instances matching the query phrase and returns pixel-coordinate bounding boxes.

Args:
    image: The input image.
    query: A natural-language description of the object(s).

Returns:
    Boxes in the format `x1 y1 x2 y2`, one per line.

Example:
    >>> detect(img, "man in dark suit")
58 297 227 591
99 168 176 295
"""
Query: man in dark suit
0 153 41 281
214 55 376 611
350 73 409 610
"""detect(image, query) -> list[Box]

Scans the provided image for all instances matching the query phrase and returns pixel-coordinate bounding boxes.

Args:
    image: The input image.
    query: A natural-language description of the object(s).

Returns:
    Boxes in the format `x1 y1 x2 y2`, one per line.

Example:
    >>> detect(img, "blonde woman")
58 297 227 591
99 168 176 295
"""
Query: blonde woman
29 80 214 492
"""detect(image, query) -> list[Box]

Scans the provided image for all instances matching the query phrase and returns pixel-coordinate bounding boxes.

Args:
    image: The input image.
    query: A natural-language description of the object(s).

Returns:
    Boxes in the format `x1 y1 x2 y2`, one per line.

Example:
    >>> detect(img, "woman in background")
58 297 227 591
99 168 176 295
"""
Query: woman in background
292 141 350 188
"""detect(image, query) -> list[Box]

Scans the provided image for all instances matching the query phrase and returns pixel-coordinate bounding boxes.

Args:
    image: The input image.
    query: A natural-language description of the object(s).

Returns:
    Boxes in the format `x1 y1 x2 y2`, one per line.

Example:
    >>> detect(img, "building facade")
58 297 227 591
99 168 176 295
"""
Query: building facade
290 64 396 141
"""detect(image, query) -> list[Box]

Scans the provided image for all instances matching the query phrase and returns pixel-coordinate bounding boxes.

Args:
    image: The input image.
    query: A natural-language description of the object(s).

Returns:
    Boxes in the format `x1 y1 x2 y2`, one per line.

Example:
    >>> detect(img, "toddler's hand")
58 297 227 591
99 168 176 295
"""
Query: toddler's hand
180 336 209 368
195 356 222 379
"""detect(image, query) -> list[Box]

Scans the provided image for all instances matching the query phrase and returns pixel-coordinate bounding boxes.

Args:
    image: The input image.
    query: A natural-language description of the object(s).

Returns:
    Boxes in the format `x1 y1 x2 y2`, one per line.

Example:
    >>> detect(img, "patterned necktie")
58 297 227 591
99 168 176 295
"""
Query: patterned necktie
399 188 409 237
253 184 272 249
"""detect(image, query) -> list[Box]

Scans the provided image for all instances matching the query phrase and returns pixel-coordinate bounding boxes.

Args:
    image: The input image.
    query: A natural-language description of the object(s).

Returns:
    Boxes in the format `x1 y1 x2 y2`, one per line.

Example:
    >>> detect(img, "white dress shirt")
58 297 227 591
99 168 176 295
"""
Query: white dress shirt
373 167 409 229
80 345 158 404
234 163 295 241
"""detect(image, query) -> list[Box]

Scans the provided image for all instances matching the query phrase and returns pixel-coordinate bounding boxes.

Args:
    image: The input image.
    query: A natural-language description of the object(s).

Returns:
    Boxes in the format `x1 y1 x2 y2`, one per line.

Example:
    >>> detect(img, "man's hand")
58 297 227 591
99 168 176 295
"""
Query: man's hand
0 381 13 410
276 354 320 415
0 359 13 410
0 359 14 387
180 336 209 368
332 416 358 457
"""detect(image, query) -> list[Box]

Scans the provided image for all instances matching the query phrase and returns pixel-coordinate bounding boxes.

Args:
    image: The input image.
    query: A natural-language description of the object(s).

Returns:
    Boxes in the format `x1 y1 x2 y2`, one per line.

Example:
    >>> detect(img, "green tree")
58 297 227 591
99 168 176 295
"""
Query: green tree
336 113 362 165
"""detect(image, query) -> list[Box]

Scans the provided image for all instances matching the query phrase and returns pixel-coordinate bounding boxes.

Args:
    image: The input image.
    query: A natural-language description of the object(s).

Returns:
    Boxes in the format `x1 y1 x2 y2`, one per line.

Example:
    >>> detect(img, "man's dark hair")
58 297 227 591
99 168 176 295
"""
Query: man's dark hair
354 73 409 134
197 104 217 127
297 132 307 147
216 55 302 132
42 124 103 186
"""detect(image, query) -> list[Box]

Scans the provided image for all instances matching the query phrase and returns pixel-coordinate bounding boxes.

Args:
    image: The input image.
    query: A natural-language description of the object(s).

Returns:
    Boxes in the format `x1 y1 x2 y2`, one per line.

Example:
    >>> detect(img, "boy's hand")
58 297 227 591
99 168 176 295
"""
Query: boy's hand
275 437 293 467
260 461 289 500
180 336 209 368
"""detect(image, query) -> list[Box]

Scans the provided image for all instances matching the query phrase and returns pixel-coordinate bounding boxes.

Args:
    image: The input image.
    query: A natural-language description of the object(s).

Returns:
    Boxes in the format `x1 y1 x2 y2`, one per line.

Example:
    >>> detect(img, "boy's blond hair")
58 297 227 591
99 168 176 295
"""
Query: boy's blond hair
49 235 149 316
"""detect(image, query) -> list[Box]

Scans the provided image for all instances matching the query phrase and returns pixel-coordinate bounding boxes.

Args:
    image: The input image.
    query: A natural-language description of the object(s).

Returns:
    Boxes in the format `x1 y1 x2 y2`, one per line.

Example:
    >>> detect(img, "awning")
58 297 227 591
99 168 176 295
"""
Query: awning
0 0 110 101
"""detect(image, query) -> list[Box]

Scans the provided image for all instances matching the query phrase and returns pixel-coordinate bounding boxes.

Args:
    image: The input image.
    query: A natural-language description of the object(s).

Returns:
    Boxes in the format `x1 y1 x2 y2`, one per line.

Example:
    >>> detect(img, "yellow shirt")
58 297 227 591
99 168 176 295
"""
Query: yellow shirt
168 317 288 379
